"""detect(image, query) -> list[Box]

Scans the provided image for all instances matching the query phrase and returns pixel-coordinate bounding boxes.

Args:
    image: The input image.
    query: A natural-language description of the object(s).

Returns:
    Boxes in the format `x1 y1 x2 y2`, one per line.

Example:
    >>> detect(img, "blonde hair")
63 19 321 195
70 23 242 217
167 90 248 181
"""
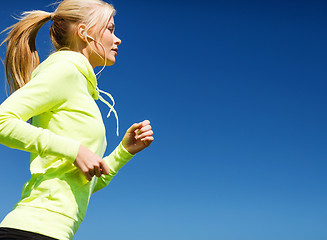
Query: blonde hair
1 0 115 93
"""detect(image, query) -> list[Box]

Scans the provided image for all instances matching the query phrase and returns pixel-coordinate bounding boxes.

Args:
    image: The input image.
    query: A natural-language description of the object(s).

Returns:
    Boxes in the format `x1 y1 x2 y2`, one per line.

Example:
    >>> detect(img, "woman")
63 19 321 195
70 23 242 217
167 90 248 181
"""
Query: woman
0 0 154 239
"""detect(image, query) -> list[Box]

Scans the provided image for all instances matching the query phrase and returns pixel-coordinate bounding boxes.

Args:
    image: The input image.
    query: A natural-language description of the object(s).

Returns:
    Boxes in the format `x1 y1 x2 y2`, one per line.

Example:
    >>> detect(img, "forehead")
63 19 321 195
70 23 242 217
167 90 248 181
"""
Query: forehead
108 16 115 25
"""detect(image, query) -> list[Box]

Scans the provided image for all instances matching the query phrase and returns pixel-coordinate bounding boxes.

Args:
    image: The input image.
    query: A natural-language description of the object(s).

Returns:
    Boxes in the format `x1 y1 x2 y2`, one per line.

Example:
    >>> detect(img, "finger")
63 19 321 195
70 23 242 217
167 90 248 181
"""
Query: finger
128 120 151 133
84 172 92 181
137 130 154 140
136 125 152 135
141 136 154 146
141 120 150 126
100 161 110 175
94 166 102 177
141 136 154 141
126 122 143 134
88 168 95 178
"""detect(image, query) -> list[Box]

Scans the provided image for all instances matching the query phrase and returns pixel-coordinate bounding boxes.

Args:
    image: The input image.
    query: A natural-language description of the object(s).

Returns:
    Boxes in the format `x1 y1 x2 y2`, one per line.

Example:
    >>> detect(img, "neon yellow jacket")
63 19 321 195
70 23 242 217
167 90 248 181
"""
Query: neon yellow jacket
0 50 134 240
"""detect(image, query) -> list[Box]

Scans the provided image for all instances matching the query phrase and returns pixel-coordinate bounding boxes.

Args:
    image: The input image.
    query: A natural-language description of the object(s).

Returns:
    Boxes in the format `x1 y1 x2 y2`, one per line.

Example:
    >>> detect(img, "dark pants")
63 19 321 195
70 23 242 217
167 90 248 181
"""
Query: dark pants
0 228 58 240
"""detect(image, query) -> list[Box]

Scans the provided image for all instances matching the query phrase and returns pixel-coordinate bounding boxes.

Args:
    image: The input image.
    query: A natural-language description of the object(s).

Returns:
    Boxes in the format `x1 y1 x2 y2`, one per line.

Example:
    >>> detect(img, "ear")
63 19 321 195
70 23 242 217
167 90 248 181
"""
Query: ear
76 23 87 42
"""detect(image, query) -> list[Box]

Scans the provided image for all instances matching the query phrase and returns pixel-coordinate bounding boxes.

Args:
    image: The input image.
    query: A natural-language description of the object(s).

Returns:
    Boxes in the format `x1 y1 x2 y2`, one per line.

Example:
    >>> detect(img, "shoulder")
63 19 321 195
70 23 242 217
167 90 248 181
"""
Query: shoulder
32 57 79 80
30 57 85 92
25 51 96 99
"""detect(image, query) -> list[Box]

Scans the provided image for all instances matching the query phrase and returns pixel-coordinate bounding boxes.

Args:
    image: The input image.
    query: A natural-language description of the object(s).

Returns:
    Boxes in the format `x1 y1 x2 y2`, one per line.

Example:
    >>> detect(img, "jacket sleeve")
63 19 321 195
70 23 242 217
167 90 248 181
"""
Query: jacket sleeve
92 142 134 193
0 60 81 162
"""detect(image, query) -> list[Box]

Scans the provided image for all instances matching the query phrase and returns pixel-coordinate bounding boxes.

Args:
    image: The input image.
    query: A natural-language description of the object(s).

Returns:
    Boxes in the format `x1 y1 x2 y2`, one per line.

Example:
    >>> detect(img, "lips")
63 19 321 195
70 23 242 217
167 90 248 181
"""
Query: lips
112 48 118 56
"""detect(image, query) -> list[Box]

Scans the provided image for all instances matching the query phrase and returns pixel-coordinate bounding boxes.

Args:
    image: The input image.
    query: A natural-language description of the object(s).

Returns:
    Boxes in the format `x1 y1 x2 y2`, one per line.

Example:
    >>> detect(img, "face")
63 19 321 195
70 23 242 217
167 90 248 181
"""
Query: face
88 17 121 68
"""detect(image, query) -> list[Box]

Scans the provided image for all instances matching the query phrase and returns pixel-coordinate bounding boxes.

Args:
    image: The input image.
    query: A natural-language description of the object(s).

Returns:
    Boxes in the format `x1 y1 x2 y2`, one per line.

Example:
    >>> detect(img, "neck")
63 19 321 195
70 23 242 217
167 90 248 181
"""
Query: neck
70 44 97 69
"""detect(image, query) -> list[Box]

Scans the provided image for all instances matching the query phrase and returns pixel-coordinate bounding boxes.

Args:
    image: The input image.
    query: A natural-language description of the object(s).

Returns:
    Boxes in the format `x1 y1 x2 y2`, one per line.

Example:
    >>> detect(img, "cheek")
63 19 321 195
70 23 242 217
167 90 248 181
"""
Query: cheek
103 33 114 46
105 37 114 47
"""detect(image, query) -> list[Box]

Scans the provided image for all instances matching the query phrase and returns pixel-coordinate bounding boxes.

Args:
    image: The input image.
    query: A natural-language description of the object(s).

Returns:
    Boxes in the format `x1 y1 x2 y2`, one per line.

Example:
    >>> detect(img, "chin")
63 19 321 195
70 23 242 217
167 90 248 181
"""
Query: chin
106 59 116 66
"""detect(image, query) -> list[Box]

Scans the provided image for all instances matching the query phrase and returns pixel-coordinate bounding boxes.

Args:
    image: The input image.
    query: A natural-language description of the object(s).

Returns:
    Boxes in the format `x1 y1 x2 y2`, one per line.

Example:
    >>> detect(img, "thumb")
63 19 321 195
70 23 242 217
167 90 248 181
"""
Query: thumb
126 120 149 133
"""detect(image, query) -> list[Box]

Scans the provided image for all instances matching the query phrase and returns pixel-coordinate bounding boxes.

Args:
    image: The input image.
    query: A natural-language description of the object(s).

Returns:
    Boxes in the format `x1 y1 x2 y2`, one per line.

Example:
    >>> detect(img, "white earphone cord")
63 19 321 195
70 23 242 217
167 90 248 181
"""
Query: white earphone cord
87 34 119 136
86 34 107 77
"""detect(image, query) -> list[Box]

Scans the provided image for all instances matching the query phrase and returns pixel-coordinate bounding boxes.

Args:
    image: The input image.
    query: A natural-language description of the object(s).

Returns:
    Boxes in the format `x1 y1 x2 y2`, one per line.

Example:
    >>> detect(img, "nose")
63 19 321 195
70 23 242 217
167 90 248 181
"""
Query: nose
114 34 121 46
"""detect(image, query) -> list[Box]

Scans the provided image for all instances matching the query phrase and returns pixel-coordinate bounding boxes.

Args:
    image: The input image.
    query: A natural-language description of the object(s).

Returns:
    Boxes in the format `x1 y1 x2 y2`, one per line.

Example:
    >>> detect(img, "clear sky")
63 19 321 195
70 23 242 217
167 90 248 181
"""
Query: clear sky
0 0 326 239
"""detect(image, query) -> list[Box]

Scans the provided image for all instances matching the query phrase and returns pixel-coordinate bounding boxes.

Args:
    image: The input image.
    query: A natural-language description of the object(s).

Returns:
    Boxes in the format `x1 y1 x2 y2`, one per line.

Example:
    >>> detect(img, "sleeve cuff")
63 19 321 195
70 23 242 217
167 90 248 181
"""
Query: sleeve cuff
120 142 135 158
92 142 134 193
103 142 134 174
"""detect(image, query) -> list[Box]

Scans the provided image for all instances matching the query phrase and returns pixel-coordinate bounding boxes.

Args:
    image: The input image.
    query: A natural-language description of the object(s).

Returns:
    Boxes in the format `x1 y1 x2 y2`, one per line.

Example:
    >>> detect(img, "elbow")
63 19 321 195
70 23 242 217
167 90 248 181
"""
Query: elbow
0 110 21 134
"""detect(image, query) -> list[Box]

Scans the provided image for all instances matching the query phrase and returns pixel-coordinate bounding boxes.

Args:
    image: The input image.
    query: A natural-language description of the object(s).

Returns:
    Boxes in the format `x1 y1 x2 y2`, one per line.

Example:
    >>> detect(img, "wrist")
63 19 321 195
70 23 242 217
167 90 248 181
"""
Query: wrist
122 141 136 155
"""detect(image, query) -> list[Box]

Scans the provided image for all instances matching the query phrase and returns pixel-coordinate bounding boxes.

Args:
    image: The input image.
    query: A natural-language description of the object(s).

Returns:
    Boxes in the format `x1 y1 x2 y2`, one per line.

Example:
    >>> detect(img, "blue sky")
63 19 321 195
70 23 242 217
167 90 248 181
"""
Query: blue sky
0 0 326 239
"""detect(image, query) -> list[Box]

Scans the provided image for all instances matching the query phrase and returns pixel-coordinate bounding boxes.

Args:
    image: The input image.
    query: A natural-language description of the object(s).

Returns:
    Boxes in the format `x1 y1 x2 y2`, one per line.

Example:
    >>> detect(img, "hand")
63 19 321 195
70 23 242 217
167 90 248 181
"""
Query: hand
122 120 154 155
74 145 110 181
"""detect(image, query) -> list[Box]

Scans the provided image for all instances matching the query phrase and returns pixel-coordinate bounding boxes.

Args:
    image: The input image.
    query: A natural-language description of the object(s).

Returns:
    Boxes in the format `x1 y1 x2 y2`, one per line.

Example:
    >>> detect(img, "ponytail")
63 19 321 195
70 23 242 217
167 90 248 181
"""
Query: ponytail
1 11 52 93
1 0 116 94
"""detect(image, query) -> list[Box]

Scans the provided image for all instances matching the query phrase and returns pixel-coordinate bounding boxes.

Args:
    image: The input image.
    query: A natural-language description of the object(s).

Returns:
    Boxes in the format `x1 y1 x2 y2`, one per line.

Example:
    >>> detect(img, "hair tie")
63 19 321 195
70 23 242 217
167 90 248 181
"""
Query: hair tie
50 13 55 21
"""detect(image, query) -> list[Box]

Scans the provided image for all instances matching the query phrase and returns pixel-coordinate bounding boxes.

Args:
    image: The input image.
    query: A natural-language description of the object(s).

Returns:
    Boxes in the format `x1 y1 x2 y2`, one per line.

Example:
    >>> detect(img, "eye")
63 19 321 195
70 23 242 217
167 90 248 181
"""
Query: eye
107 26 114 33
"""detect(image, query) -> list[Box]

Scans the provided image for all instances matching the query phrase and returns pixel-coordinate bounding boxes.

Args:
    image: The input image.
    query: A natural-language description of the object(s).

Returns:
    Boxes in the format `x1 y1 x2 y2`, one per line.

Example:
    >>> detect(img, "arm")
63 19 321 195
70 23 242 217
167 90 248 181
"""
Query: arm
0 60 112 180
92 120 154 193
0 61 81 161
